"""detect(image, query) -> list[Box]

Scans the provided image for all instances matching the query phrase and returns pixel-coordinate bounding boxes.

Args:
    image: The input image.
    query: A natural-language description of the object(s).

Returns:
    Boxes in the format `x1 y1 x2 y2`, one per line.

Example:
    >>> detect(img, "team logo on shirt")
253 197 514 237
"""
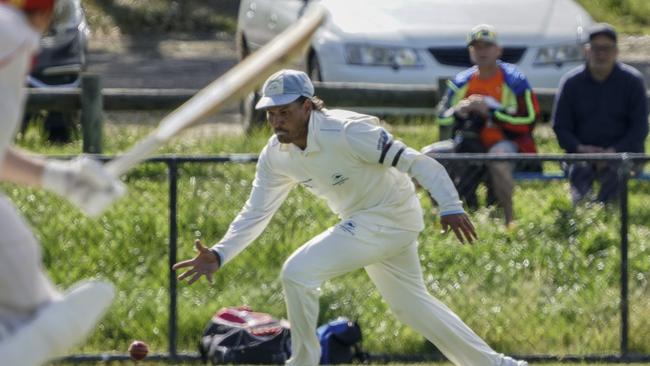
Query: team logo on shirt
264 79 284 96
331 173 349 186
338 220 357 235
376 130 390 151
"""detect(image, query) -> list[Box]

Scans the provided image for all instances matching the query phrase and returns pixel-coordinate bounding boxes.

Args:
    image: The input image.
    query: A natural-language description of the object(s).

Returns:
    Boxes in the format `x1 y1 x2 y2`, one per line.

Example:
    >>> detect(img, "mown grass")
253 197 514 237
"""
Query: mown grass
51 363 650 366
9 120 650 359
576 0 650 34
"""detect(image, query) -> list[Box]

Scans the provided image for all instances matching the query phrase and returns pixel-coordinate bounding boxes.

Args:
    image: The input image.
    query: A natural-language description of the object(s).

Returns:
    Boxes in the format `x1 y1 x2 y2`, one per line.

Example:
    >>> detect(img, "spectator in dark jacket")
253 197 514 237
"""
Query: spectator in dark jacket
552 23 648 204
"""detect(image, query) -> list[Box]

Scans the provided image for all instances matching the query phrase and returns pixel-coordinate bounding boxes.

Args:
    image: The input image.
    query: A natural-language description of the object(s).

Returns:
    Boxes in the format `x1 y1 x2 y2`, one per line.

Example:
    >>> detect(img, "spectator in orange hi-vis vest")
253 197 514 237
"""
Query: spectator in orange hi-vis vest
422 24 540 227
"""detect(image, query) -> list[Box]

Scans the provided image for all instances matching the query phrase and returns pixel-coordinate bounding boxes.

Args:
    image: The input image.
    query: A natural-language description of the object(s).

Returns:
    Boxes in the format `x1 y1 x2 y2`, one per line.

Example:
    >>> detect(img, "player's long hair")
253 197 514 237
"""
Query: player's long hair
296 95 325 111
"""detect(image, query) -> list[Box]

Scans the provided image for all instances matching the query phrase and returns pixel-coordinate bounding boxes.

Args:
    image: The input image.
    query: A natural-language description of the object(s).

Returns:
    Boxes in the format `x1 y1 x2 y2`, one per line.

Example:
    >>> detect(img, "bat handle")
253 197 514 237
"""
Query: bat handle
105 135 163 178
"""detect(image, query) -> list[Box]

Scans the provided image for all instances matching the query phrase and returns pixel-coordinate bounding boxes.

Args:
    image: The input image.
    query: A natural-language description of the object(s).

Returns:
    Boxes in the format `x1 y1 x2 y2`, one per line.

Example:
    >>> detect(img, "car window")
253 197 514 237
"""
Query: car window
49 0 83 34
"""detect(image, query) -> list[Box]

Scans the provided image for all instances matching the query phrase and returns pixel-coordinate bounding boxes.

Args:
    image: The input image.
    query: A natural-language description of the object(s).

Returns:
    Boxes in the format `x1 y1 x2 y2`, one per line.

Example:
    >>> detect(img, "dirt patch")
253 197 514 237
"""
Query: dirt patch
619 35 650 62
88 32 241 131
88 33 238 89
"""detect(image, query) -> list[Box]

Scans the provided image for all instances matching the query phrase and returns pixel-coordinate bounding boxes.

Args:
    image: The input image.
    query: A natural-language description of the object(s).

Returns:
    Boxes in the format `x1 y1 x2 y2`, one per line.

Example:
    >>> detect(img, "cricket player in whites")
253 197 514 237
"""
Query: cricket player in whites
174 70 527 366
0 1 124 365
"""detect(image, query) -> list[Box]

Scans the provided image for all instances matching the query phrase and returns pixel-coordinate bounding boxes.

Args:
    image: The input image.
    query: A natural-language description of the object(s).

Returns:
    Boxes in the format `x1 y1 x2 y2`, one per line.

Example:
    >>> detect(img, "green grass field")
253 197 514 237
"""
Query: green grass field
10 119 650 362
17 0 650 364
577 0 650 34
51 364 650 366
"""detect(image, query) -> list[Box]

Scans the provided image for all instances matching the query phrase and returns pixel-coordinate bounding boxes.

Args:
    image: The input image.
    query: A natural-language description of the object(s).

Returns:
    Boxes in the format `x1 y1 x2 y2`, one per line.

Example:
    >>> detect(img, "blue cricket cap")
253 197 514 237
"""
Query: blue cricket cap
255 69 315 110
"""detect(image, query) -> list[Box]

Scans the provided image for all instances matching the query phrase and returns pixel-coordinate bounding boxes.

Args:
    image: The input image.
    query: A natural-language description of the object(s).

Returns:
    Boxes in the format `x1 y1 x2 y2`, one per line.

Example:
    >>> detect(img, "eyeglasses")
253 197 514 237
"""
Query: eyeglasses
589 44 617 53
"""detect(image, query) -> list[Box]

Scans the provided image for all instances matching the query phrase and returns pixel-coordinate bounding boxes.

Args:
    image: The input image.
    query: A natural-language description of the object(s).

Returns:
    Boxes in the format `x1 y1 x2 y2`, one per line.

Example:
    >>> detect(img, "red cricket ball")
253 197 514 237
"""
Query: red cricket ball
128 340 149 361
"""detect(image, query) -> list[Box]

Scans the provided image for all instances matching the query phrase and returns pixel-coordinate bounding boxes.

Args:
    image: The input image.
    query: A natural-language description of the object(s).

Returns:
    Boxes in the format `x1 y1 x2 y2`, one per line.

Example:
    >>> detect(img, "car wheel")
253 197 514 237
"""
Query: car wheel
238 34 266 130
240 91 266 131
308 51 322 82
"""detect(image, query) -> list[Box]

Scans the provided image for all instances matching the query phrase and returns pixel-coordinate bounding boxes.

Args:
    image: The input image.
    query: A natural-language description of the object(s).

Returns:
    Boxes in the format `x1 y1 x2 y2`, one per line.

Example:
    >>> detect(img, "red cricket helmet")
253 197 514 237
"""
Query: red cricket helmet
1 0 55 12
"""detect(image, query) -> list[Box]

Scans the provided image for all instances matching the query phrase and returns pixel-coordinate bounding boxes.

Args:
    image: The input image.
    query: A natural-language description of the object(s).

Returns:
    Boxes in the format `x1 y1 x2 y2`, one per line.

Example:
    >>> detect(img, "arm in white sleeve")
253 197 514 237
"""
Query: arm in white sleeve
408 156 464 215
0 147 43 186
343 120 464 215
211 148 295 266
0 19 39 164
0 148 126 217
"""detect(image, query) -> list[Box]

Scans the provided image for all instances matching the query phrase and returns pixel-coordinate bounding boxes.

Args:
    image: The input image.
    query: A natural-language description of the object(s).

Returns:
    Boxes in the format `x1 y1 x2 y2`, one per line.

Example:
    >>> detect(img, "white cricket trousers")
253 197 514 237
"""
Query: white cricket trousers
0 195 59 336
281 219 508 366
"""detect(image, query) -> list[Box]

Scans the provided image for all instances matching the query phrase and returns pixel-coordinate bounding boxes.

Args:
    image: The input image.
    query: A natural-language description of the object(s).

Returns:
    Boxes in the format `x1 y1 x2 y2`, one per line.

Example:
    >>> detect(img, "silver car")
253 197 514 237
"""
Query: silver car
236 0 593 89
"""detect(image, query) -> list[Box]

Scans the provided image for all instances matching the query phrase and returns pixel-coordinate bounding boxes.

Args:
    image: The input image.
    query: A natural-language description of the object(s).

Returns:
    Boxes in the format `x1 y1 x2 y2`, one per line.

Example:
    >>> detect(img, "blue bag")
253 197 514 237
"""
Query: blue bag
317 317 366 364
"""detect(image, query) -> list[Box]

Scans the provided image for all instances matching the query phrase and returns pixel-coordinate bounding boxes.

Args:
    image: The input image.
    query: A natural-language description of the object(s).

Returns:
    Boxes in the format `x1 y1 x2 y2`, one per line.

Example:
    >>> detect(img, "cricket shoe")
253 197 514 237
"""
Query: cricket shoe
0 280 115 366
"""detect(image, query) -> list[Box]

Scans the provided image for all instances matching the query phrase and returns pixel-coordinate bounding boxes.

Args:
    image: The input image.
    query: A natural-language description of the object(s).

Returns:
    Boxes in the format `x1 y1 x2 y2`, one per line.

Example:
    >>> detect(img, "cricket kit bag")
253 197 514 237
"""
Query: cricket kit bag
317 317 367 364
199 306 291 365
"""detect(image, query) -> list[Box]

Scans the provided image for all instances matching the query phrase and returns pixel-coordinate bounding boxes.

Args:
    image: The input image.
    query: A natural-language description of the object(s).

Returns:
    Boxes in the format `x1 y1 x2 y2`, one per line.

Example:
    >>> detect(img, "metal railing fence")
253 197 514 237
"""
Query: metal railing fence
56 153 650 364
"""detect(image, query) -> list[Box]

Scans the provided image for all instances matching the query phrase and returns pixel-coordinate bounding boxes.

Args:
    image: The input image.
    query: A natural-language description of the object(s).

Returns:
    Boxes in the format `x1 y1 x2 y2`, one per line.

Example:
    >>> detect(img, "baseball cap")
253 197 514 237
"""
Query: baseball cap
467 24 498 46
255 69 315 110
588 22 617 43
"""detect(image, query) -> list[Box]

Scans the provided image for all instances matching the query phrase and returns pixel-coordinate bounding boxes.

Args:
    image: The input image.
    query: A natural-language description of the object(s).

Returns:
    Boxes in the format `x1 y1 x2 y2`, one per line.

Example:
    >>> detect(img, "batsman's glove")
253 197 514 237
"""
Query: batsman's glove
42 156 126 217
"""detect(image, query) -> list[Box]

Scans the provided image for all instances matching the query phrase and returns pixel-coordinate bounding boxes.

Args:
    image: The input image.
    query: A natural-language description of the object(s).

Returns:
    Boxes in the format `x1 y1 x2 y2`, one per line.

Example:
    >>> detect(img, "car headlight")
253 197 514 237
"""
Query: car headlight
533 43 584 66
344 44 424 68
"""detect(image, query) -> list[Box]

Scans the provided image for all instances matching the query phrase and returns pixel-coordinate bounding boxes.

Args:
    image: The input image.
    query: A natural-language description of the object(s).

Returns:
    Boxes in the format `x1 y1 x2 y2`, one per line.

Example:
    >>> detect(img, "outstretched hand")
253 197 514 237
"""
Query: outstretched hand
172 239 221 285
440 213 477 244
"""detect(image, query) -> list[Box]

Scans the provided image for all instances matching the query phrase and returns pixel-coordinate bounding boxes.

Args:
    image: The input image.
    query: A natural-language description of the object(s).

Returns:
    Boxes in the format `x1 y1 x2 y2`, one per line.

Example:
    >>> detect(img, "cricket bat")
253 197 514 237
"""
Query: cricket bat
104 6 327 178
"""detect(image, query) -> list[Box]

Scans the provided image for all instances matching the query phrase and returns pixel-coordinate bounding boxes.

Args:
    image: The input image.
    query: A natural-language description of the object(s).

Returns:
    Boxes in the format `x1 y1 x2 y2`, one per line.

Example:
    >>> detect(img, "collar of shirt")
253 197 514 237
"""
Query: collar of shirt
277 111 322 154
585 62 621 84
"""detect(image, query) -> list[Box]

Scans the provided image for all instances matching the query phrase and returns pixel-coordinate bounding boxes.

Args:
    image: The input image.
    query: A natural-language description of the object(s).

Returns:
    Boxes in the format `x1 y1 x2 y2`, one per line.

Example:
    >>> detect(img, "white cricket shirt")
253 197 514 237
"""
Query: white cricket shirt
212 109 464 265
0 4 40 163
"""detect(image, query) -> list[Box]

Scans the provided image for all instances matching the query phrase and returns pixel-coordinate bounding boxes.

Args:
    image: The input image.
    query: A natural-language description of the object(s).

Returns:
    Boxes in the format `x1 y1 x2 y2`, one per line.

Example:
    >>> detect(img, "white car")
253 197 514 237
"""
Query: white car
236 0 594 89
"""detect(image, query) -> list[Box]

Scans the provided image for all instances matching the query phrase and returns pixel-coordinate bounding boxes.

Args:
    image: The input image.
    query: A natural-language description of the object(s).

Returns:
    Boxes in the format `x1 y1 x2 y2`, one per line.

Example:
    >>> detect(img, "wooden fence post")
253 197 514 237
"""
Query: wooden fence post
81 73 103 154
437 78 453 140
